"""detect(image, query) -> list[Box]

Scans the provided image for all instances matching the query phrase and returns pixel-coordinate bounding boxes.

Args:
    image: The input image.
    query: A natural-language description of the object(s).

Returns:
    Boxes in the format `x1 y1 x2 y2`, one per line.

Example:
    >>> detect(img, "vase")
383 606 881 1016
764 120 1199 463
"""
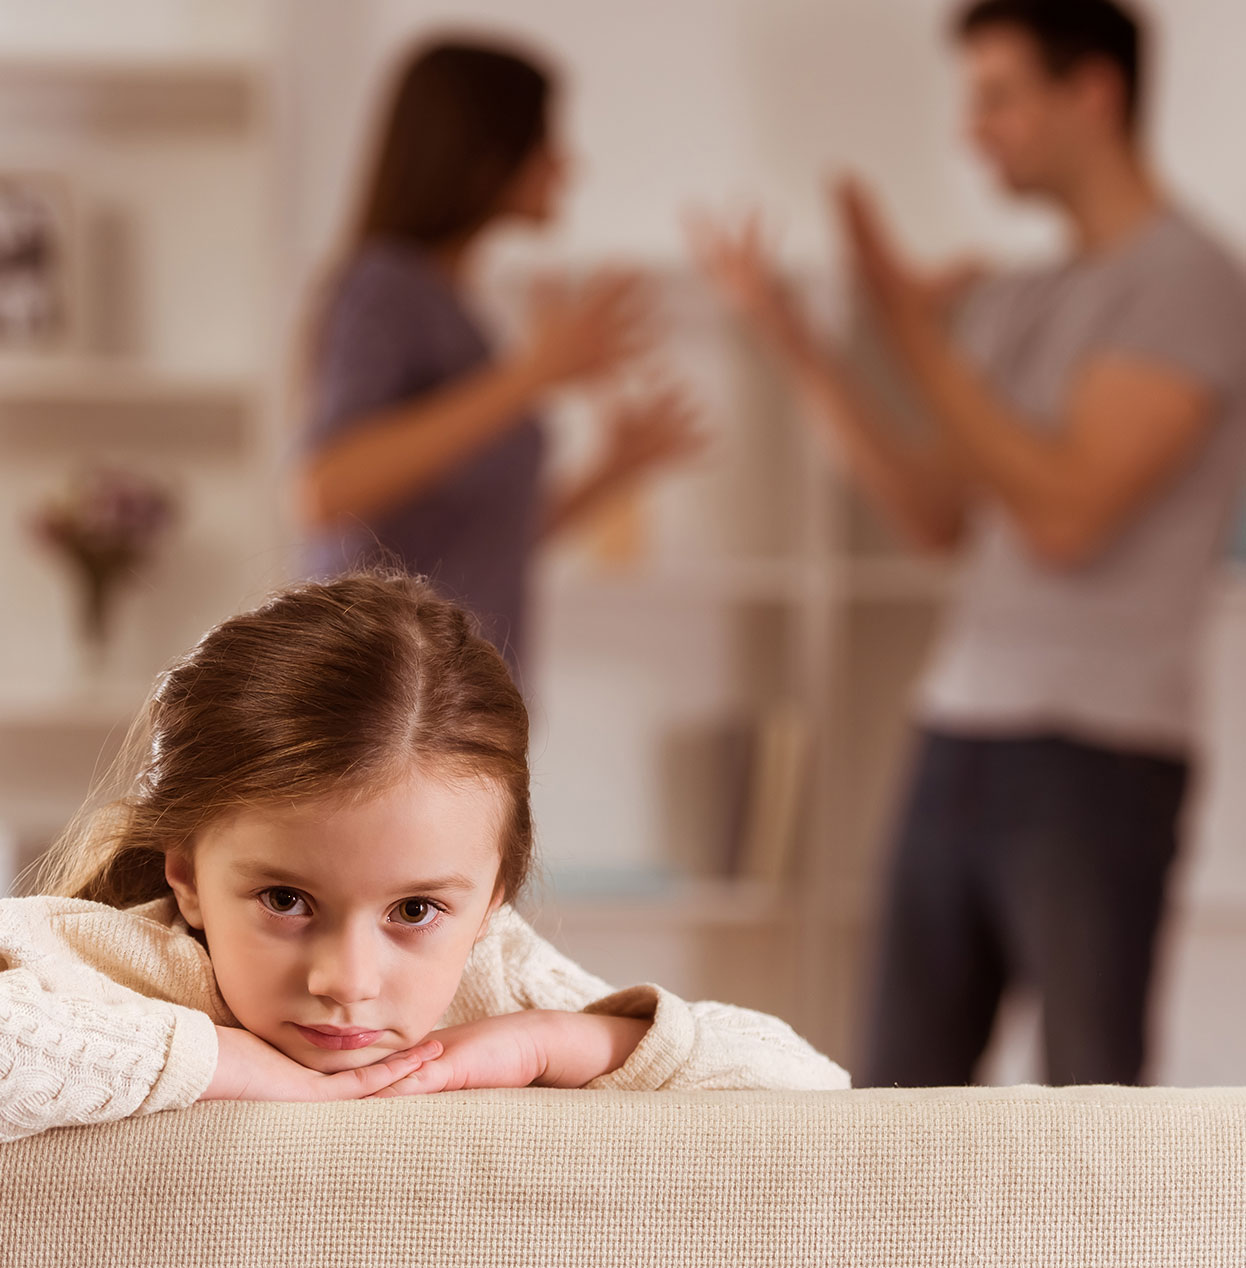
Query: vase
72 569 118 694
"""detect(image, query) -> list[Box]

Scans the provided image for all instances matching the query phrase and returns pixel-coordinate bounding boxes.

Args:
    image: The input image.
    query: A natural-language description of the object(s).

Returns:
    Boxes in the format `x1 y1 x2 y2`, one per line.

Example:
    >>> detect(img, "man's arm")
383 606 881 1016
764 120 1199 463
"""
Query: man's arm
898 340 1214 566
837 180 1216 567
686 208 973 555
781 327 972 553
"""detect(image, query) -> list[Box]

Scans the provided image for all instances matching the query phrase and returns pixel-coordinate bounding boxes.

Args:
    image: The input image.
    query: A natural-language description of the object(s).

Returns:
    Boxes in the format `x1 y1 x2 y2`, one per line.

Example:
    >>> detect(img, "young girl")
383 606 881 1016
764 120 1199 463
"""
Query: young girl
0 572 849 1142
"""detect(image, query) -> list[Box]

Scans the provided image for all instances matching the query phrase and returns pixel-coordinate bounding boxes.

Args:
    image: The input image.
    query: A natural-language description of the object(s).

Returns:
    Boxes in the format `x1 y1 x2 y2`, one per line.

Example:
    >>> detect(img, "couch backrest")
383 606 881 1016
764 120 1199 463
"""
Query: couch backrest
3 1085 1245 1267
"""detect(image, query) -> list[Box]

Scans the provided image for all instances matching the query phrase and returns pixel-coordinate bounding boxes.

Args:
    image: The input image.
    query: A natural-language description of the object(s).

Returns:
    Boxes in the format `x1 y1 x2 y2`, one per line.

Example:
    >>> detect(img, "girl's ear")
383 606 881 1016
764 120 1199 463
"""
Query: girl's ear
164 849 205 931
474 883 506 944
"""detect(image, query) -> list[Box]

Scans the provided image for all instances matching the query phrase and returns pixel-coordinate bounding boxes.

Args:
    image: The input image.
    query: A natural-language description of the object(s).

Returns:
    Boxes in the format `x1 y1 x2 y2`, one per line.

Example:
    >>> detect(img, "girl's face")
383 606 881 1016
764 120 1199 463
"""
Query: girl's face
165 768 507 1073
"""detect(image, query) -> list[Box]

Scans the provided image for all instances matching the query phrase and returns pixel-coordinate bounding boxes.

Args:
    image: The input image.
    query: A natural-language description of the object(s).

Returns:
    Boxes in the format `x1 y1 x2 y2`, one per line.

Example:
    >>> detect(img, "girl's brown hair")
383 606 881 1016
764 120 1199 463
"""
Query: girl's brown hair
29 571 532 909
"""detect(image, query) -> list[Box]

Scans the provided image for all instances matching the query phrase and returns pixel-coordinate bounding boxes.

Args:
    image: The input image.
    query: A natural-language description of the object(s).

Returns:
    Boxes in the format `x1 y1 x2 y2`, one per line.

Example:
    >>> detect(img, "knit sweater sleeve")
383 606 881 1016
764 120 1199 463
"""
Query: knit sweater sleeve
0 965 218 1143
494 909 851 1092
0 894 223 1145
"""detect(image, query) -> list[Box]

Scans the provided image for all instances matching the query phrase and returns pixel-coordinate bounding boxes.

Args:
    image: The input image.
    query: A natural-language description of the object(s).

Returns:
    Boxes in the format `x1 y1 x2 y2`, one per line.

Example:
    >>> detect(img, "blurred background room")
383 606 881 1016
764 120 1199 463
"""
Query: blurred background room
2 0 1246 1088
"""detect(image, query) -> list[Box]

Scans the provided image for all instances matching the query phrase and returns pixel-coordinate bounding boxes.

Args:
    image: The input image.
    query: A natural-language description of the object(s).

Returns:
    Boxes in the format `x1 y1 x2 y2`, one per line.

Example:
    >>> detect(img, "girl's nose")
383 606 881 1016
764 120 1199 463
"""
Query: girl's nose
305 921 383 1005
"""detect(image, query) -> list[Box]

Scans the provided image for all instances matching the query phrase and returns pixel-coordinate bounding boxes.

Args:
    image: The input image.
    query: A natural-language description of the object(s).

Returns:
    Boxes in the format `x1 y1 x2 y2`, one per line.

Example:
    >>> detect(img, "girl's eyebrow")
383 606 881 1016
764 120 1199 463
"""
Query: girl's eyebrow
231 861 477 894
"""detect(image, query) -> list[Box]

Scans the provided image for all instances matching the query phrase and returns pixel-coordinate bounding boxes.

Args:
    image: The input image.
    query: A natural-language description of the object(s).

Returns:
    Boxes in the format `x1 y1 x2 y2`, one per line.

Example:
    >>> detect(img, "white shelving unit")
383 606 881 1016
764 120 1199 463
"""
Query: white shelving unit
508 266 955 1052
0 3 292 889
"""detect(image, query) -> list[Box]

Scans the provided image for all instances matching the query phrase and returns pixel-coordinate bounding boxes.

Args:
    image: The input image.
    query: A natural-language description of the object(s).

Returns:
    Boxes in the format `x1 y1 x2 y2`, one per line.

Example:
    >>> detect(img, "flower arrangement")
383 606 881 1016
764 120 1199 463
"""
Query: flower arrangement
29 466 177 658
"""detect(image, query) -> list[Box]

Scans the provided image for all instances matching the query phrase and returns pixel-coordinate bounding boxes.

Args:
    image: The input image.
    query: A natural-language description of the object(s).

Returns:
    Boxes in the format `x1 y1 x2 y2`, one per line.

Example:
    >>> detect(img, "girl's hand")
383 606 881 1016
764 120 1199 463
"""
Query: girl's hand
368 1011 651 1096
199 1024 443 1103
520 268 655 389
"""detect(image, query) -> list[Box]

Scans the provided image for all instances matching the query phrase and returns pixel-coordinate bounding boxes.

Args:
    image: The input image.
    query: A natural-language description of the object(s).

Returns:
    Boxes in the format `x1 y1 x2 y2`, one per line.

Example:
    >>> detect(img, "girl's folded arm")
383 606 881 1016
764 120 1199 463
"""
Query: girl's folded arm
495 910 851 1092
0 966 218 1143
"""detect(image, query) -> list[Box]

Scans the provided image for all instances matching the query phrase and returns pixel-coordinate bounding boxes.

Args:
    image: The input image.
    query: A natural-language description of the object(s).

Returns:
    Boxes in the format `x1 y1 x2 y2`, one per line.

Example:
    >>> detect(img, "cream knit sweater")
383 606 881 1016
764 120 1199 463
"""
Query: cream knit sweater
0 893 849 1141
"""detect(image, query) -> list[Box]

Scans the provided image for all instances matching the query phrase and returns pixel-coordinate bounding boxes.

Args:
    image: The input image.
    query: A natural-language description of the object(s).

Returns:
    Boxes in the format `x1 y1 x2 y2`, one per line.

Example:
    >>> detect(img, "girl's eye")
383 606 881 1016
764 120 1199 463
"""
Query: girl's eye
392 898 441 929
260 887 308 916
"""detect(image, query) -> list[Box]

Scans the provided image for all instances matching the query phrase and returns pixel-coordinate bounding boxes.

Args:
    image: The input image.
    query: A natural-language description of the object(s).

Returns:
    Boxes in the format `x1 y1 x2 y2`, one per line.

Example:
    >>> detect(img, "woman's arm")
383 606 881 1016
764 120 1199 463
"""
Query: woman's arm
536 383 707 543
298 270 653 530
299 353 553 528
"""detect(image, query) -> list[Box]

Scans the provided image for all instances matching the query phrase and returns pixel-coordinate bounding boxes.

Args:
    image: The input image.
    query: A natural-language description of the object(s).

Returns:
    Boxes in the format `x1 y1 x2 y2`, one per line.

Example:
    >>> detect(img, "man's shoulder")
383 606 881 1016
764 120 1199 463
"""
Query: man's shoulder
1133 208 1246 301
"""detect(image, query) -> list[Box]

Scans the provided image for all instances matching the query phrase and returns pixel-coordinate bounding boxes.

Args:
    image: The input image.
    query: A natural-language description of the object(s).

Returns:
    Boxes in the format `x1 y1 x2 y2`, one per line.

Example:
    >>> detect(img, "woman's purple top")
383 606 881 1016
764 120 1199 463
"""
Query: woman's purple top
303 239 546 677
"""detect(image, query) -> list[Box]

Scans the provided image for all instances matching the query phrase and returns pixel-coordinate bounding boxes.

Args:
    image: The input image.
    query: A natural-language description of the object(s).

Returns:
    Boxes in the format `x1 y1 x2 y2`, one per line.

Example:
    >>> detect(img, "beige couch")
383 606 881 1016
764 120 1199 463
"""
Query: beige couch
3 1084 1244 1267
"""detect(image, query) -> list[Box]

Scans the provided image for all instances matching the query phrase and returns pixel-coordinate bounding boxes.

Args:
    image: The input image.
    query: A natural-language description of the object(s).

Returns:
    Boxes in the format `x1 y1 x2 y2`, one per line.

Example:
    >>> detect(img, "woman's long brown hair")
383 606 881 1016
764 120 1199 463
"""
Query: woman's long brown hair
290 35 555 438
353 37 554 251
28 571 533 909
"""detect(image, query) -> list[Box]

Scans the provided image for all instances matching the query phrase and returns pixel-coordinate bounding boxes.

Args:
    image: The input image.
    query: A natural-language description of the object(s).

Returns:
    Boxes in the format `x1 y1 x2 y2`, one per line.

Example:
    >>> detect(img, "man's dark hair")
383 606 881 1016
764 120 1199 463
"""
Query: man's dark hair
953 0 1145 131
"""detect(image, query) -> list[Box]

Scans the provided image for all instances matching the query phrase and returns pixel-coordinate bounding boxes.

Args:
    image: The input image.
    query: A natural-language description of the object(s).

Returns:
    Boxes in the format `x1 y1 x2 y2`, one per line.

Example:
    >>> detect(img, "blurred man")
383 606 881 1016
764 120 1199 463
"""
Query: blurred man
692 0 1246 1085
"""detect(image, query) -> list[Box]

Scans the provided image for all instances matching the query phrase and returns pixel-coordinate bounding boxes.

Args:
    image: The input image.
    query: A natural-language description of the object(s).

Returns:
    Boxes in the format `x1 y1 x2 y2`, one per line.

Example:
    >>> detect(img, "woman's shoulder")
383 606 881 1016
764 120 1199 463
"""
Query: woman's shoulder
331 238 455 319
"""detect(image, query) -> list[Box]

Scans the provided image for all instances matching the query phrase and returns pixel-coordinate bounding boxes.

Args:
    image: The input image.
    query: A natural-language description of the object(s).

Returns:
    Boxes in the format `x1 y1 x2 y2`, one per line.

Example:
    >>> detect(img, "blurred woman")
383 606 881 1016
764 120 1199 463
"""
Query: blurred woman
296 37 701 678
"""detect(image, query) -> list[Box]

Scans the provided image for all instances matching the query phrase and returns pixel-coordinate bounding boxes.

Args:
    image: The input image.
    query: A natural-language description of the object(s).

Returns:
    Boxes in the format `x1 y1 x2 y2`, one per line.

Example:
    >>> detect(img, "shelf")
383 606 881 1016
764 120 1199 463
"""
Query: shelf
540 556 828 606
539 553 955 607
0 684 148 731
0 49 262 83
0 48 264 130
522 873 795 930
841 556 956 602
0 359 257 449
0 358 256 408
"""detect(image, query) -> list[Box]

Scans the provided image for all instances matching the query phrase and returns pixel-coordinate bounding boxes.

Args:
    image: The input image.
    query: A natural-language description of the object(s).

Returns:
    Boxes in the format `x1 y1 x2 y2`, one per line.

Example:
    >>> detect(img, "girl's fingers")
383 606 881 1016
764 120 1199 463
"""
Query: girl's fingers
314 1039 443 1101
318 1053 422 1101
366 1060 447 1098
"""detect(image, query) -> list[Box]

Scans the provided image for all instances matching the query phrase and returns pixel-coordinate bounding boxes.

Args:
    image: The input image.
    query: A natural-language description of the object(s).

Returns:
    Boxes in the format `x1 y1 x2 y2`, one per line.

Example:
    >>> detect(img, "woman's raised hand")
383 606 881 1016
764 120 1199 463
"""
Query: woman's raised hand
198 1024 443 1103
521 268 655 389
598 382 709 487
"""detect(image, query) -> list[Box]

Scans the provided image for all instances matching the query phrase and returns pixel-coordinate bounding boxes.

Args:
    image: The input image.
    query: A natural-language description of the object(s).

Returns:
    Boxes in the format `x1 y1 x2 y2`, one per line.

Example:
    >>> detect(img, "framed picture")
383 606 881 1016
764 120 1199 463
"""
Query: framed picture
0 171 77 353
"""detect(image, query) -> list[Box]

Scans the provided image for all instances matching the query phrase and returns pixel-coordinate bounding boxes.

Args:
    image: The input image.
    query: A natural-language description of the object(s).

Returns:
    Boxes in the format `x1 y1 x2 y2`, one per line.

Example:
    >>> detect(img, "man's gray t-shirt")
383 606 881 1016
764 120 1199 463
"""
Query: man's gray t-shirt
302 240 546 676
919 208 1246 755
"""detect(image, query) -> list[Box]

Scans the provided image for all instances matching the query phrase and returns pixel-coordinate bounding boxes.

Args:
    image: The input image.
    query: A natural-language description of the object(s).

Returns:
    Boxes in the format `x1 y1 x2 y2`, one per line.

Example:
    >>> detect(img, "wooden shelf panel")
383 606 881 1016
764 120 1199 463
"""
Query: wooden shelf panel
0 684 148 730
0 359 258 449
0 358 256 406
538 553 955 606
522 875 794 929
0 49 264 131
539 556 828 606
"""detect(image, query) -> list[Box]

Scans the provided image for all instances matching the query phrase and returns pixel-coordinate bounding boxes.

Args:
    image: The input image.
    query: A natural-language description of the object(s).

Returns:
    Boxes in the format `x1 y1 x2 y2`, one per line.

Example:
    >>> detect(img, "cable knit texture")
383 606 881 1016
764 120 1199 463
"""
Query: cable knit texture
0 894 848 1141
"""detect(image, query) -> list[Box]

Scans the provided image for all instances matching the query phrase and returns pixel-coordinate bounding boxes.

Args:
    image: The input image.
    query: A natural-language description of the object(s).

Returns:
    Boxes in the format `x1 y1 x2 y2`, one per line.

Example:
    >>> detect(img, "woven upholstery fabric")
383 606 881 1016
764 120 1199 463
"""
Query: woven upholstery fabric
3 1084 1244 1267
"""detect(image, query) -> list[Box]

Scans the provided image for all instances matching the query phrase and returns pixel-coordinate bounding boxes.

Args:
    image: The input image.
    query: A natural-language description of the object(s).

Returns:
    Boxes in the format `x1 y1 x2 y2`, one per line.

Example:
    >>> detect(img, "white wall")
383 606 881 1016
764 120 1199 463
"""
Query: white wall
288 0 1246 276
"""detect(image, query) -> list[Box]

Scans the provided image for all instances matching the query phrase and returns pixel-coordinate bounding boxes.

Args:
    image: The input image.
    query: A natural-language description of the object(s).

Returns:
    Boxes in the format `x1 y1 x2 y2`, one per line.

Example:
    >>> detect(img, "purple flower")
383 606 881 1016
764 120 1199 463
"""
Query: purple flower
28 465 177 594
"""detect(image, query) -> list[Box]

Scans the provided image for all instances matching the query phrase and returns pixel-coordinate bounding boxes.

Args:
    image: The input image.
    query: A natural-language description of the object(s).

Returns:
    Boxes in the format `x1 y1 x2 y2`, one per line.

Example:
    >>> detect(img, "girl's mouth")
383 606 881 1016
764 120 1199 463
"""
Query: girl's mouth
294 1024 383 1050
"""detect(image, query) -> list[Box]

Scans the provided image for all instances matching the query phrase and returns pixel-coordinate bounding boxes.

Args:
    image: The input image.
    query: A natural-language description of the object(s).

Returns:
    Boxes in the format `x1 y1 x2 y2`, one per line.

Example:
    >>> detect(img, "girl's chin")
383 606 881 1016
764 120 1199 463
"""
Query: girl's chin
294 1047 387 1074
